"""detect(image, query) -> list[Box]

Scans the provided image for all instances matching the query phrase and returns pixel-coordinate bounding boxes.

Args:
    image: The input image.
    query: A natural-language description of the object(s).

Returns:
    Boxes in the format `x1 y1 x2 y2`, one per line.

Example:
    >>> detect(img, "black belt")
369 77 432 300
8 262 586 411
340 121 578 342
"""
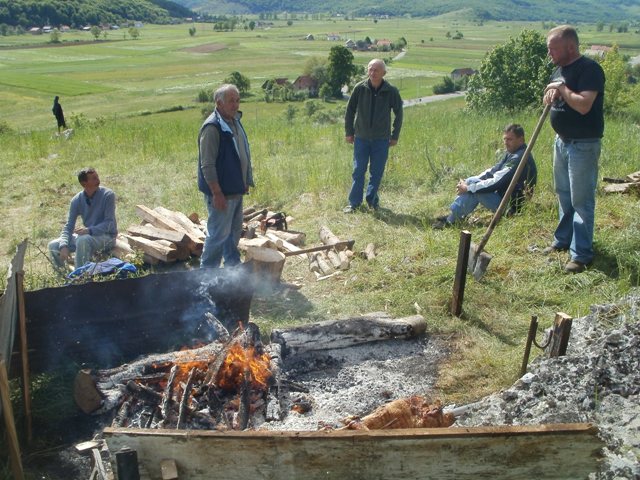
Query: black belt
558 136 600 144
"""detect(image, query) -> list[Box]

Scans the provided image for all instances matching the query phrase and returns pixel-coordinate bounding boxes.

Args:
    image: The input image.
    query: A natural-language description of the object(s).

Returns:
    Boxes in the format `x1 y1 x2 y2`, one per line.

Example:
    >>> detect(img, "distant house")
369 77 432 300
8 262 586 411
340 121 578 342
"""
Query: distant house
584 45 611 58
42 26 53 33
60 25 71 32
327 33 340 41
305 33 314 40
293 75 319 96
29 27 42 34
134 21 143 28
82 26 91 31
261 78 290 90
376 39 392 48
345 39 356 49
451 68 477 81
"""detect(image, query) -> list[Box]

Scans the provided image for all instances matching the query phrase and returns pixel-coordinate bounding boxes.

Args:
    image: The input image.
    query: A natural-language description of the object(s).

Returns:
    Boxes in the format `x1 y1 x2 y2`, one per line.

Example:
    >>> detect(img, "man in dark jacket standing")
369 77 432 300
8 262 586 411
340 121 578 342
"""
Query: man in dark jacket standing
198 84 254 268
344 58 403 213
432 124 537 229
52 96 66 133
543 25 605 273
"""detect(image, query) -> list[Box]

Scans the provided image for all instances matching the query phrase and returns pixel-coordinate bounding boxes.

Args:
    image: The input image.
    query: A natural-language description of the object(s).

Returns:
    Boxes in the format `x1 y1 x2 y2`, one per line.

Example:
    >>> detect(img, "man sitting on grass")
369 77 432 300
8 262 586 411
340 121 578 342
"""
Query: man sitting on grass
432 124 537 229
48 167 117 270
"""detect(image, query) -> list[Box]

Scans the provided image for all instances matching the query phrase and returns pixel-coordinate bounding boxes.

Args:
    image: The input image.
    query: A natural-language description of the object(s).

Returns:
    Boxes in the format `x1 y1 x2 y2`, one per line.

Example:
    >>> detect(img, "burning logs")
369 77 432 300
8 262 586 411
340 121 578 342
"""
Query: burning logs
75 323 276 432
270 312 426 357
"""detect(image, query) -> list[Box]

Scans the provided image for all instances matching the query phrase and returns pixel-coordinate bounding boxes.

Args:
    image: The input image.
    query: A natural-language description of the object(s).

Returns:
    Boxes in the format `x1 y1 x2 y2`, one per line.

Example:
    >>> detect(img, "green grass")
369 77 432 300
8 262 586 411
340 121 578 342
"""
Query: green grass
1 17 640 479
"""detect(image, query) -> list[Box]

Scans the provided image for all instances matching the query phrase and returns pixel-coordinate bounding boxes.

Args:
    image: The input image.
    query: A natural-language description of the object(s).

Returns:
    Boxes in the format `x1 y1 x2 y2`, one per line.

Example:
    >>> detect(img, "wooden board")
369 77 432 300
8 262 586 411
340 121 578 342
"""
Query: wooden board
103 423 602 480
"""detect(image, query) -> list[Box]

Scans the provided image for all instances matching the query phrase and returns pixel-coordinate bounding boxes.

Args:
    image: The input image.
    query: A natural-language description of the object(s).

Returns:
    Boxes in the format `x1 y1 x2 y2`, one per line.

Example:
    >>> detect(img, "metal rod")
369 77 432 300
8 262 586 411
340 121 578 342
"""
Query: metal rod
520 315 539 377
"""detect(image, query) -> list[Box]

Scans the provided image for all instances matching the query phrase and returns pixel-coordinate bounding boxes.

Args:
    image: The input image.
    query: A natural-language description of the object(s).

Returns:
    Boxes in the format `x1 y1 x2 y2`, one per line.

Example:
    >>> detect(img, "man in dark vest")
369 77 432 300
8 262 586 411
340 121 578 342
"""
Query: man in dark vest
52 96 66 133
197 84 254 268
543 25 605 273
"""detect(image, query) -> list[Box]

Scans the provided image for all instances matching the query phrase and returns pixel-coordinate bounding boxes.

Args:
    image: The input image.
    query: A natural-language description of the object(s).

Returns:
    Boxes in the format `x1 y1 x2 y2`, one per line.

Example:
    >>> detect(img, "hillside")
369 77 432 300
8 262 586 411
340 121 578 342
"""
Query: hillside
0 0 195 28
177 0 640 23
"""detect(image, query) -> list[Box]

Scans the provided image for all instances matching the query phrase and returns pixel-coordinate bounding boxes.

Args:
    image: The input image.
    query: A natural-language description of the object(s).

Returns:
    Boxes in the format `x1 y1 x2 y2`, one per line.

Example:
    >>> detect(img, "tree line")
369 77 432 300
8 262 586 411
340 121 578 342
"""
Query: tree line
0 0 193 28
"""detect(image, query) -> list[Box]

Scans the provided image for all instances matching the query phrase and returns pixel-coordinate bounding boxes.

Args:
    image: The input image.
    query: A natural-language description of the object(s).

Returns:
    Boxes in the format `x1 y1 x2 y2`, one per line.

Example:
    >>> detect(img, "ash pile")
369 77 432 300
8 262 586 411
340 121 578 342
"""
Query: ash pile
455 293 640 479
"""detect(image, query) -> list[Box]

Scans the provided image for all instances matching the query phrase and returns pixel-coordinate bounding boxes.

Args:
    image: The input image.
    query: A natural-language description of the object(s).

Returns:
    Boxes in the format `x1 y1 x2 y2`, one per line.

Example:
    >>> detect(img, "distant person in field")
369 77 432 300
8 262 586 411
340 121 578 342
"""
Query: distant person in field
52 96 67 133
542 25 605 274
49 167 118 269
432 124 537 229
343 58 403 213
198 84 254 268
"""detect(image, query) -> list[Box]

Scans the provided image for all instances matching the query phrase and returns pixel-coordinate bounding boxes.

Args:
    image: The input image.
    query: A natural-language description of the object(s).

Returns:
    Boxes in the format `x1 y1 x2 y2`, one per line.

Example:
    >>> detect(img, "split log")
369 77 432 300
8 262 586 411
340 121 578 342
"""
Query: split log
127 224 189 245
159 365 178 427
156 239 191 261
154 206 206 242
177 367 199 429
112 235 135 259
270 313 426 356
243 207 256 216
265 232 302 255
603 182 640 194
265 343 286 422
135 205 203 255
626 170 640 182
124 235 177 263
268 230 306 246
188 212 200 224
238 237 277 251
245 246 286 283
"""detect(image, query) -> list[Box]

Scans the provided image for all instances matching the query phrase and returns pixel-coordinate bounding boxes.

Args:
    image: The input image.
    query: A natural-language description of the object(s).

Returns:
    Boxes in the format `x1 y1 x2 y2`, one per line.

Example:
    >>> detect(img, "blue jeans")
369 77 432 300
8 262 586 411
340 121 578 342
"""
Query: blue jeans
49 234 115 269
552 136 601 264
348 137 390 209
447 176 502 223
200 195 244 268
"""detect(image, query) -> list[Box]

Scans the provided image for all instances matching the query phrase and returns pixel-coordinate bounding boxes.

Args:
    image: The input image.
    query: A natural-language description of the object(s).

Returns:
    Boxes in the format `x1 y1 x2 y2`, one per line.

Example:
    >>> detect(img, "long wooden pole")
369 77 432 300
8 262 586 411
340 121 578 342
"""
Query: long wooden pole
16 271 33 445
451 230 471 317
0 359 25 480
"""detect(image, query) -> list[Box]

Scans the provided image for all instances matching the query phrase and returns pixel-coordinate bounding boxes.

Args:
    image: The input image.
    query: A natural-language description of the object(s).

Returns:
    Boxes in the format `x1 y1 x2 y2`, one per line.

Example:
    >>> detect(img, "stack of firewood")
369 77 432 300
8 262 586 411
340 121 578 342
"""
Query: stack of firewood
112 205 206 265
603 170 640 194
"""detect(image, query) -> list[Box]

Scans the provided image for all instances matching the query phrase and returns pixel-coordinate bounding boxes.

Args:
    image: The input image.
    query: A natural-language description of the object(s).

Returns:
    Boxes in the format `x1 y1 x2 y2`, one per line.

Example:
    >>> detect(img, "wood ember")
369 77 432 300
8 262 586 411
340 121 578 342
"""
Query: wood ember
340 396 455 430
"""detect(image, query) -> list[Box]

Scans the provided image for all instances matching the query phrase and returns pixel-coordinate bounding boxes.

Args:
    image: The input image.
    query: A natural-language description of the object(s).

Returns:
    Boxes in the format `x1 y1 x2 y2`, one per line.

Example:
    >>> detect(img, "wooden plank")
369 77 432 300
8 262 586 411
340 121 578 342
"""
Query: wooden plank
283 240 355 257
549 312 572 357
0 359 25 480
103 423 602 480
15 272 32 445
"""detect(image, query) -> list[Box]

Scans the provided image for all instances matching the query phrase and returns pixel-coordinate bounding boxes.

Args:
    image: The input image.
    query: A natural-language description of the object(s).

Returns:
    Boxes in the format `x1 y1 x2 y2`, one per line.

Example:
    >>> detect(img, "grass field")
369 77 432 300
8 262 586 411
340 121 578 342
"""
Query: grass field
1 18 640 478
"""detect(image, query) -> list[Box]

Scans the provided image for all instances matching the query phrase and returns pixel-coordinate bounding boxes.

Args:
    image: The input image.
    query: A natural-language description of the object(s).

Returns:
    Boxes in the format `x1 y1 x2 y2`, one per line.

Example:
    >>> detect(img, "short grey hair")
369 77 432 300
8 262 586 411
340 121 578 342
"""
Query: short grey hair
214 84 240 103
368 58 386 73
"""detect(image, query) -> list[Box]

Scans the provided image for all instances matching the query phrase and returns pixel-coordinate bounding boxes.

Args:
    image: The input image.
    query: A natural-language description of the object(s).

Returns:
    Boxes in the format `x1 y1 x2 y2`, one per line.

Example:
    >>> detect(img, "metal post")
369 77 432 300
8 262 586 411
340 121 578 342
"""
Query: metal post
520 315 538 376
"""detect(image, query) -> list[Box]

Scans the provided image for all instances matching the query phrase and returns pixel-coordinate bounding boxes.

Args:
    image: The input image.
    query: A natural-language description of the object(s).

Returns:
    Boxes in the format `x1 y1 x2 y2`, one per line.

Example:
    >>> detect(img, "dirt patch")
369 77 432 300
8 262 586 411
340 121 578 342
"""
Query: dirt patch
182 43 226 54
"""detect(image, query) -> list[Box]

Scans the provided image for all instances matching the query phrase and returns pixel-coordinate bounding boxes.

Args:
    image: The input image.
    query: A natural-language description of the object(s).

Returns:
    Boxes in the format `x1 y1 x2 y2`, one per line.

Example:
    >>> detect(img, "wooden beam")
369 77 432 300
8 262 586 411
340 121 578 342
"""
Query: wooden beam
451 230 471 317
15 272 32 445
103 423 602 480
549 312 572 357
0 359 25 480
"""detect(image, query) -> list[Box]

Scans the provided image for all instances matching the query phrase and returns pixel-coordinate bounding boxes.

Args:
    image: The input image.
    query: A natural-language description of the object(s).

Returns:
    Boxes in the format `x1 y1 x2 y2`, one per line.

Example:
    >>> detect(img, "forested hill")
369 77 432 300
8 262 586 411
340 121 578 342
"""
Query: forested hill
176 0 639 23
0 0 195 28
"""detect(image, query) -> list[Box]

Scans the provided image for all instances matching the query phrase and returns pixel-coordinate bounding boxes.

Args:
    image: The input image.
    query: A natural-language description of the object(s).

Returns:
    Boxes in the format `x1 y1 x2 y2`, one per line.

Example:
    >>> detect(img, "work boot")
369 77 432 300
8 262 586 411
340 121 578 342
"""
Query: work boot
343 205 358 214
565 260 587 274
432 216 451 230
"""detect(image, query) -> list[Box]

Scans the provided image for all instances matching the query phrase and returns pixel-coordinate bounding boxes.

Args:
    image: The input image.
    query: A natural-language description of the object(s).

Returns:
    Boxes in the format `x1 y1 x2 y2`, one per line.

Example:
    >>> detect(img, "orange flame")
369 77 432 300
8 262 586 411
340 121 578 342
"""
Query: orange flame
216 344 272 391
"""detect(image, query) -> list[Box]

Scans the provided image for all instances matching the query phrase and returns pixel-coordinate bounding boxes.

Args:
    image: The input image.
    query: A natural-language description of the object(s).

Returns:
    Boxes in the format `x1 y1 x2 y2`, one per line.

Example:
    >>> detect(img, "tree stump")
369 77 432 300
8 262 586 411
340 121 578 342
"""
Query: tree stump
245 246 286 283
